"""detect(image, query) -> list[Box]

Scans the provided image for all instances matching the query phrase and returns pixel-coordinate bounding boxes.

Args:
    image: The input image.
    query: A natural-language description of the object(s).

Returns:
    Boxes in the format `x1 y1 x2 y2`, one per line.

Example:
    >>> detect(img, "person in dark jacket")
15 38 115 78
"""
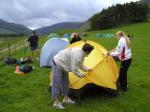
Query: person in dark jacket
70 33 82 44
27 31 39 60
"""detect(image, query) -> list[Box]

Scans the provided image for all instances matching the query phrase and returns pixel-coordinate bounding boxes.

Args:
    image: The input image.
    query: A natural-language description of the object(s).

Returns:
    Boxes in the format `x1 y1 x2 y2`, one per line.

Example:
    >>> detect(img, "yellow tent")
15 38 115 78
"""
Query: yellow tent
68 40 119 91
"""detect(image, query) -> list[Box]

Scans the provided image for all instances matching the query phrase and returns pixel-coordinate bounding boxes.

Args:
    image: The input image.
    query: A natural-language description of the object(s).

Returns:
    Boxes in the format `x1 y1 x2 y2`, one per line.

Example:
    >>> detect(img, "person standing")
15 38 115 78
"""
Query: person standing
70 33 82 44
27 31 39 60
51 43 94 109
108 31 132 93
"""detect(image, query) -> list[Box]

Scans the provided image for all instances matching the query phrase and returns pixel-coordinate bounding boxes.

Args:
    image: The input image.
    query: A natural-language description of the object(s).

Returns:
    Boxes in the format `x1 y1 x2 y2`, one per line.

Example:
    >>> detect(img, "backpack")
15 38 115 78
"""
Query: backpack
21 56 32 64
4 57 17 65
19 65 33 73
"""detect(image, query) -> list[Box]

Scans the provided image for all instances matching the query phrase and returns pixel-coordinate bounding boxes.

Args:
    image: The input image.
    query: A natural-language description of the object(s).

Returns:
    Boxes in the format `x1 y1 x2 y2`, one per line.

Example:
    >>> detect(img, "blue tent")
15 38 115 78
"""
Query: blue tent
40 38 70 67
63 33 70 38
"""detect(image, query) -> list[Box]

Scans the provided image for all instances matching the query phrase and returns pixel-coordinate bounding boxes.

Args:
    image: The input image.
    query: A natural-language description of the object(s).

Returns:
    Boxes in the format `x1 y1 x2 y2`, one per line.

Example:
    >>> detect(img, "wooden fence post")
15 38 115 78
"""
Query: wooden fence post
0 47 2 57
15 44 16 53
8 43 10 56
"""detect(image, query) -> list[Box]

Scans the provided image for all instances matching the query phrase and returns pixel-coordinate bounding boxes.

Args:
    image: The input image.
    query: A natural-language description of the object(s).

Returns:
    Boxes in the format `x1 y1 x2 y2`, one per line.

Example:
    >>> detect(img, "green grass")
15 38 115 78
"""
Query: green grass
0 21 150 112
0 36 27 50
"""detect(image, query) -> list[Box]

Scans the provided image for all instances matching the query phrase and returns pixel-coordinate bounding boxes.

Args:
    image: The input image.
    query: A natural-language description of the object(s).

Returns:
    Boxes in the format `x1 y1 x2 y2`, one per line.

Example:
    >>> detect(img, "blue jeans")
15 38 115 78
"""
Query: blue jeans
51 61 69 100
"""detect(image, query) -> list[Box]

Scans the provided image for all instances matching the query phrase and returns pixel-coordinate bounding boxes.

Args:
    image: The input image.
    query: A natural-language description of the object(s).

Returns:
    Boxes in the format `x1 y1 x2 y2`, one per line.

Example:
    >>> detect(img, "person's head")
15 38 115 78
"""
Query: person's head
75 33 80 38
82 43 94 56
116 31 130 48
116 31 124 40
71 33 77 38
32 31 36 36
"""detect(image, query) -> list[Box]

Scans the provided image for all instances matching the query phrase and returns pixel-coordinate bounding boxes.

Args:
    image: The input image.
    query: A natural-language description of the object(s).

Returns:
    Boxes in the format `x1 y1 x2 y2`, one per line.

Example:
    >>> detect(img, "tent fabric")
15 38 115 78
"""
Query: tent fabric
47 33 60 39
40 38 69 67
68 41 119 90
63 34 70 38
96 33 114 38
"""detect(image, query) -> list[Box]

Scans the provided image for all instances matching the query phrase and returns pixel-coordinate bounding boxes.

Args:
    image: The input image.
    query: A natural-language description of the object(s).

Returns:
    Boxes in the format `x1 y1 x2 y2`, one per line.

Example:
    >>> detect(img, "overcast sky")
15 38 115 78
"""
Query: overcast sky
0 0 139 29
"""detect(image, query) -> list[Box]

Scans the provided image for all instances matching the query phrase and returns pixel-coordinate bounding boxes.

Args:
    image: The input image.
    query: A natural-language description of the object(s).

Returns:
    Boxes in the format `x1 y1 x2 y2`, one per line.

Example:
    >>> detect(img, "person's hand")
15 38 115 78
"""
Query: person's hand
78 74 86 78
88 68 93 72
107 52 110 55
107 51 111 55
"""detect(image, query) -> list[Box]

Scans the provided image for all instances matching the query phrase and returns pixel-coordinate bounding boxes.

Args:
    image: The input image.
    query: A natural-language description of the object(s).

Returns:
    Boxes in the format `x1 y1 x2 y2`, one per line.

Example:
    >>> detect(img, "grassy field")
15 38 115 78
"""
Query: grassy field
0 36 27 50
0 21 150 112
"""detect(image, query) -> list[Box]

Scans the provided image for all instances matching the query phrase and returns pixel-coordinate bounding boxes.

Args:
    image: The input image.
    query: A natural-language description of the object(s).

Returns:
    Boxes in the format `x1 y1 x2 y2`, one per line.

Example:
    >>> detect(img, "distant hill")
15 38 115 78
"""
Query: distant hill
0 19 32 35
36 22 84 35
142 0 150 4
79 21 90 31
0 28 16 34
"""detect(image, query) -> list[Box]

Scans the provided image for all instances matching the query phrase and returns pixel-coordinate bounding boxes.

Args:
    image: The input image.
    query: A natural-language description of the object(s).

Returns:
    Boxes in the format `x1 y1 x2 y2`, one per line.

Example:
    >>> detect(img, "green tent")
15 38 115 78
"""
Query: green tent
47 33 60 39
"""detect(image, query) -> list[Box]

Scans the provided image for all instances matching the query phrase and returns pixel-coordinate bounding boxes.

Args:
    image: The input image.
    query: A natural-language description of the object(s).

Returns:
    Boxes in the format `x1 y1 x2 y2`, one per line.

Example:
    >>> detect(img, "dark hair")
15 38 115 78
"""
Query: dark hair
32 31 36 34
82 43 94 53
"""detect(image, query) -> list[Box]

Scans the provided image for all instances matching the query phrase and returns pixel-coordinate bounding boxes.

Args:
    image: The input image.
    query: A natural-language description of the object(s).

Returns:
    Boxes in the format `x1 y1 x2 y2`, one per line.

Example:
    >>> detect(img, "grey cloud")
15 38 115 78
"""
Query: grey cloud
0 0 139 29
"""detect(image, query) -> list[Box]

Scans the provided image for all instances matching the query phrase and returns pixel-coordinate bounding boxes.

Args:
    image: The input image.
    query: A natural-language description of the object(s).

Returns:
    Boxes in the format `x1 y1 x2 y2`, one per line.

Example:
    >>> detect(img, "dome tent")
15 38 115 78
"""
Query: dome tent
63 33 70 38
96 33 114 38
40 38 69 67
68 41 119 98
49 40 119 99
47 33 60 39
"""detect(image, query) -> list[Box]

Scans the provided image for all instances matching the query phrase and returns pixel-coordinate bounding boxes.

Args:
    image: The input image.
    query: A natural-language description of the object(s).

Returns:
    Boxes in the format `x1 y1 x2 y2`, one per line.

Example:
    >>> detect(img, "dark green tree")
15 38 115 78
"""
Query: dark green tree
89 1 149 30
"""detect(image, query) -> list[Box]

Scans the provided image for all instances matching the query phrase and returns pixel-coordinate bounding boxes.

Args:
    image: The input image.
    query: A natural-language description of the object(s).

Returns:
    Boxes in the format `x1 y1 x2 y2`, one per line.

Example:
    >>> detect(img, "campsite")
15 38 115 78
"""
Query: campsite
0 0 150 112
0 21 150 112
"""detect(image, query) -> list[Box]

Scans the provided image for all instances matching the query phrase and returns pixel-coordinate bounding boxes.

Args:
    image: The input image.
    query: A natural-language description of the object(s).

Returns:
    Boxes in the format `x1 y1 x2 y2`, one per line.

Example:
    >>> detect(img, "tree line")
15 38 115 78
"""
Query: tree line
89 1 149 30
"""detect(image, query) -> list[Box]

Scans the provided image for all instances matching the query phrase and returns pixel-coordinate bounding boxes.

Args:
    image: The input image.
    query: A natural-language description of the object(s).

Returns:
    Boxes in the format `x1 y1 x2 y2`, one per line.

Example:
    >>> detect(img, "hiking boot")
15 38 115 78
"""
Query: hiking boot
53 102 65 109
63 97 75 104
122 87 128 94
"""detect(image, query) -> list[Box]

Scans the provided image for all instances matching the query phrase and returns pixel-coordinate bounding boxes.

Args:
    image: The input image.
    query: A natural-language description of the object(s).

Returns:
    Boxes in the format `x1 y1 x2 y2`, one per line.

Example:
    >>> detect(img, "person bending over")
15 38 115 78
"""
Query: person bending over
51 43 94 109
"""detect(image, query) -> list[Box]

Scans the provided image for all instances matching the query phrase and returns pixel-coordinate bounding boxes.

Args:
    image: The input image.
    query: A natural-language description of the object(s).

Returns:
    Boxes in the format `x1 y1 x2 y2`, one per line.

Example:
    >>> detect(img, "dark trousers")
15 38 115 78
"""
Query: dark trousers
118 58 132 91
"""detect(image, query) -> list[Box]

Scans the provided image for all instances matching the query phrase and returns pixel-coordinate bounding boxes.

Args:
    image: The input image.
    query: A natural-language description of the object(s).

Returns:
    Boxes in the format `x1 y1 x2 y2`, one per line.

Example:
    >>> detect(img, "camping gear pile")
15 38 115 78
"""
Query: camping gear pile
4 57 17 65
15 65 34 75
3 57 33 75
4 57 32 65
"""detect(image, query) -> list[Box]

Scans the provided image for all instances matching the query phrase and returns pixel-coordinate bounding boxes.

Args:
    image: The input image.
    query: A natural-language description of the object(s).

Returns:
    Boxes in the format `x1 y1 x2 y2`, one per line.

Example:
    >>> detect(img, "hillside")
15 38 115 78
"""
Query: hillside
0 19 32 35
36 22 84 35
79 1 150 32
142 0 150 3
79 21 90 31
141 0 150 13
0 28 16 34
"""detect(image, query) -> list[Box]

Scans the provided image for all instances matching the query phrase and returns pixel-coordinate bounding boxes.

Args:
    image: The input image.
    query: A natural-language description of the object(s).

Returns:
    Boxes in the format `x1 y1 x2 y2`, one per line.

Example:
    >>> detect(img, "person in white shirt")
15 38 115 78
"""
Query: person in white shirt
108 31 132 93
51 43 94 109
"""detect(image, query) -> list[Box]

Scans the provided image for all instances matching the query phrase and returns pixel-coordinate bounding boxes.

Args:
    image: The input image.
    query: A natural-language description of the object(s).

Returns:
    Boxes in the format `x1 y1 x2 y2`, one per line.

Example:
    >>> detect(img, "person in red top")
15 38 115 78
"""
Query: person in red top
108 31 132 93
